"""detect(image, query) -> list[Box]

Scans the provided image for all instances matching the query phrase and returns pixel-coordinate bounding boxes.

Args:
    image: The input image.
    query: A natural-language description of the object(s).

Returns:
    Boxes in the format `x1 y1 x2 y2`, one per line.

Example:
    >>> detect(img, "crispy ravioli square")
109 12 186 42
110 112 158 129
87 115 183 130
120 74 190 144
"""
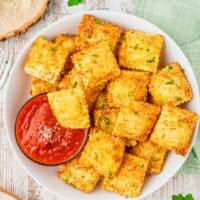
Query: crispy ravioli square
106 70 151 107
131 141 167 174
58 158 100 192
72 41 120 92
119 31 163 73
94 108 119 133
102 154 148 197
93 109 137 147
79 128 125 177
113 101 161 142
150 105 198 156
75 15 122 52
149 62 193 106
31 77 58 96
58 68 106 109
47 89 90 129
24 35 75 84
55 34 75 53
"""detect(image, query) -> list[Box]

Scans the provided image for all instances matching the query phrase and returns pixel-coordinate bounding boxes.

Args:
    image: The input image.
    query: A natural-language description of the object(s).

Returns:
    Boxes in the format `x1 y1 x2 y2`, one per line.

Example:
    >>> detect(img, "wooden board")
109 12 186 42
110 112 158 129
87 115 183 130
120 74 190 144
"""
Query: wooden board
0 0 49 40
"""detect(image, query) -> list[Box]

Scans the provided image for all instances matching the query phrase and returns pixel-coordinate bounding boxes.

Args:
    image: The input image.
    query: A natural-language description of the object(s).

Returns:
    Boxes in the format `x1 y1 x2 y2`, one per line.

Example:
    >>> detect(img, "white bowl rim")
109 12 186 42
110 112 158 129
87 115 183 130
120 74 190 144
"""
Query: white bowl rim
3 10 200 200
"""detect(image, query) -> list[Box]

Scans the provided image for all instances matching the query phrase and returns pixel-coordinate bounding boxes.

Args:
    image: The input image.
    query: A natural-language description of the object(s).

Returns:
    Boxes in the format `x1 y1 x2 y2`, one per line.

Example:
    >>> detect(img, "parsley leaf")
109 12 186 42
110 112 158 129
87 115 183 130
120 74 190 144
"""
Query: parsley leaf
68 0 83 6
166 79 174 85
150 156 158 162
108 171 112 177
146 57 155 63
49 46 57 52
100 117 110 130
95 19 103 25
73 81 77 88
92 54 98 57
127 91 132 97
176 97 183 101
166 65 173 71
94 152 98 159
5 60 9 64
172 193 194 200
64 172 71 182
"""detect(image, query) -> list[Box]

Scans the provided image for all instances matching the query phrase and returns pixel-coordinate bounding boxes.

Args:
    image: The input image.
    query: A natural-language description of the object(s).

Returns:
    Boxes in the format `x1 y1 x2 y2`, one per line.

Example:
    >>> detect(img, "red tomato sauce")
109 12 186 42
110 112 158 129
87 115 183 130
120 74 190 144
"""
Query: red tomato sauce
15 94 87 165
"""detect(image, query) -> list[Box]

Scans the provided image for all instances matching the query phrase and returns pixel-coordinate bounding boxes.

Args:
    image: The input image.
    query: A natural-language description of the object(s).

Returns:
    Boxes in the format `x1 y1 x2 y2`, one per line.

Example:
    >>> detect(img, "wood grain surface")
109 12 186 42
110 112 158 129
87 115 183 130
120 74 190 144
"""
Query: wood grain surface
0 0 200 199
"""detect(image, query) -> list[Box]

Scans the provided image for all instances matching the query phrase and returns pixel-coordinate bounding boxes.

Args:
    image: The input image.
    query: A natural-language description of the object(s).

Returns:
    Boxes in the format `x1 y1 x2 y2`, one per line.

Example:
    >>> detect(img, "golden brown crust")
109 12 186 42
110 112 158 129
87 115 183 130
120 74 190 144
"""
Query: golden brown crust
31 77 58 96
119 30 163 73
149 62 193 106
0 0 49 40
106 70 151 107
102 154 148 197
112 101 161 142
150 105 198 156
75 15 122 52
24 35 75 84
47 89 90 129
131 140 167 174
94 108 119 133
79 128 125 177
72 41 120 91
58 67 106 109
58 157 100 192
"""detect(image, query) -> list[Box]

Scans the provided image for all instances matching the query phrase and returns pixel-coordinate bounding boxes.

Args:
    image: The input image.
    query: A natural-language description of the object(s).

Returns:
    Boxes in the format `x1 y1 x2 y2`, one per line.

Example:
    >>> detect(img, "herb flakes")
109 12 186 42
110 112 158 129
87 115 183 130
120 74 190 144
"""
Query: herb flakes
68 0 83 6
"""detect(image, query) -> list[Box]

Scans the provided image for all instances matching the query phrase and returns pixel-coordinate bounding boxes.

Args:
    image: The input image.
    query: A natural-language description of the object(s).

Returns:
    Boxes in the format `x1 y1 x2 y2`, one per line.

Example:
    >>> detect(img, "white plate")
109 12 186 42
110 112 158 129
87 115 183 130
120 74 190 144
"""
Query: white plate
3 11 200 200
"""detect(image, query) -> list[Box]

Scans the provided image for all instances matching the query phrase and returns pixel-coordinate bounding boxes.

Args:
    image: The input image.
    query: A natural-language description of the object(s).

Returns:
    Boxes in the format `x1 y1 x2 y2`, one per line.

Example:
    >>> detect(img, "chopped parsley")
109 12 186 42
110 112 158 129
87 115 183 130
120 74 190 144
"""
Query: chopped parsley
172 193 194 200
68 0 83 6
176 97 183 101
108 171 113 177
134 44 139 49
5 60 8 64
95 19 103 25
49 46 57 52
78 63 82 67
92 54 98 58
165 79 174 85
64 172 71 182
165 79 180 89
94 152 98 159
166 65 173 71
73 81 77 88
146 57 155 63
100 117 110 130
146 48 150 52
100 103 106 109
127 91 132 97
150 156 158 162
141 163 144 168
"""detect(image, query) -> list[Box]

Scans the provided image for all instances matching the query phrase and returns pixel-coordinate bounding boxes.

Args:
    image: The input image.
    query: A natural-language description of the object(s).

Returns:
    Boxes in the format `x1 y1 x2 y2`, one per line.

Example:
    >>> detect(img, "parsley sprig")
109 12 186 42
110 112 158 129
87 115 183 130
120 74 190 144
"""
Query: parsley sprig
68 0 83 6
172 194 194 200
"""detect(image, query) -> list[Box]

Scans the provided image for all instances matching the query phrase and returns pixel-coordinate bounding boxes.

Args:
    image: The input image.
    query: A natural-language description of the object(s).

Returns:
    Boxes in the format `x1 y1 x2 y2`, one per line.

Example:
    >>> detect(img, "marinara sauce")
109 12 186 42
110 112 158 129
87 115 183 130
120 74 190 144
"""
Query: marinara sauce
15 94 87 165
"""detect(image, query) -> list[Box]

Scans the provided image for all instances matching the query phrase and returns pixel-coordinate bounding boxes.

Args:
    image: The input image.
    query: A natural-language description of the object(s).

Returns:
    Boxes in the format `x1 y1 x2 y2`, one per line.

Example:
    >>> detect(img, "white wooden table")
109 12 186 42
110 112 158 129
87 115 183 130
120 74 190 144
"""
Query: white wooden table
0 0 200 199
